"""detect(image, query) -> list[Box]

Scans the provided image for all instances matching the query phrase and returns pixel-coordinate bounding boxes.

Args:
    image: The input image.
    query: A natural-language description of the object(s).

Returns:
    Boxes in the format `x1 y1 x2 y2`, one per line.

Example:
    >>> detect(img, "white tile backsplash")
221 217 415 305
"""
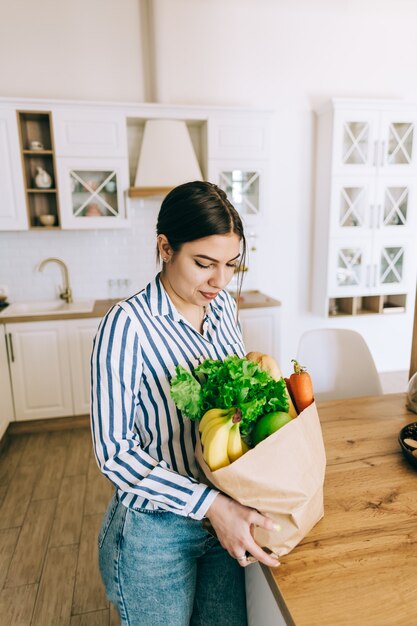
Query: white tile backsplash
0 199 161 303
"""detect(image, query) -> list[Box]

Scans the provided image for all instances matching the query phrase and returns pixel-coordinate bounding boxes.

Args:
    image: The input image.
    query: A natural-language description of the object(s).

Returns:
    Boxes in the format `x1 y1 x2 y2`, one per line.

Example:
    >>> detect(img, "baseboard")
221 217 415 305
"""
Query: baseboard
6 414 90 436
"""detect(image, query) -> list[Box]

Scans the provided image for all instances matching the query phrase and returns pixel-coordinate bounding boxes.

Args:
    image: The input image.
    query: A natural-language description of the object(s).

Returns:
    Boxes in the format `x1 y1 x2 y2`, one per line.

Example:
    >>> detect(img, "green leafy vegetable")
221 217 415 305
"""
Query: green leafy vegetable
170 356 288 436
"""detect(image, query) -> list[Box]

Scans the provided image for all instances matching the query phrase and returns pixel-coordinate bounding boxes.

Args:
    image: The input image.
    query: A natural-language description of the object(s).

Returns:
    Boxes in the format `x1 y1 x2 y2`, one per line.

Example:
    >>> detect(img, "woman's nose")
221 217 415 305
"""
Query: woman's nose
208 266 228 289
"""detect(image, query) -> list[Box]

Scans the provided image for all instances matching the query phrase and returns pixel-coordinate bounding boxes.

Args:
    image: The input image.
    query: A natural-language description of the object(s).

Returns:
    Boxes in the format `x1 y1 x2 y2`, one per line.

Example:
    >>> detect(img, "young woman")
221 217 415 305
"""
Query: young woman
91 181 279 626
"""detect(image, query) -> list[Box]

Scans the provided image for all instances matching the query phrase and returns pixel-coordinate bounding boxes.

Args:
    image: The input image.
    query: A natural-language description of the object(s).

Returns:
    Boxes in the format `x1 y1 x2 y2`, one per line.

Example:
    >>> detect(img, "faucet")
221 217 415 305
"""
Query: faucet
37 257 73 303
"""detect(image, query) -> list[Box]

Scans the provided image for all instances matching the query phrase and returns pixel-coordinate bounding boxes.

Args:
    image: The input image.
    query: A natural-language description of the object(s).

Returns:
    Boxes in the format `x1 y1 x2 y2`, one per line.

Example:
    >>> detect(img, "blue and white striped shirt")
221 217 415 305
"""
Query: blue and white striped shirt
90 273 245 520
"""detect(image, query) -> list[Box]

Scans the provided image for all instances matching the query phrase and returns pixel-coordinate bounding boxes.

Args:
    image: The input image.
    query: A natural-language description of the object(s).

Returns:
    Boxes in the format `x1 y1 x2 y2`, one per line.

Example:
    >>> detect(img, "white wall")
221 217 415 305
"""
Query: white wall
1 0 416 372
149 0 417 373
0 0 144 102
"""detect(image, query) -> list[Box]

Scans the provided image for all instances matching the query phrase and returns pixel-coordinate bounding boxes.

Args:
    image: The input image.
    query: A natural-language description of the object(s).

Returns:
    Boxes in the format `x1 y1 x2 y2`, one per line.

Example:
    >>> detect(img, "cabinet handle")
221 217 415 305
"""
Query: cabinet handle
380 140 385 166
373 264 378 288
5 333 10 363
373 141 378 166
366 264 371 288
376 204 382 228
8 333 14 363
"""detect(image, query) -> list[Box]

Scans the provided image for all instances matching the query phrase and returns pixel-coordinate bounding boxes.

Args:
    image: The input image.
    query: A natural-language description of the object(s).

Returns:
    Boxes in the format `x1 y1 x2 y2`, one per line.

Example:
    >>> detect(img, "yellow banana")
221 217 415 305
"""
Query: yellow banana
203 418 234 471
198 407 232 433
201 415 232 446
227 423 250 462
285 387 297 418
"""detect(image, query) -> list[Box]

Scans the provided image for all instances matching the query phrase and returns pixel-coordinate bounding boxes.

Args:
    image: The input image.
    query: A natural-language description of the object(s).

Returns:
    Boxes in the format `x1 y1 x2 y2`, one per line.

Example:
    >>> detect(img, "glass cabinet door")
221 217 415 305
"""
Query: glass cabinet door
379 113 417 174
332 110 379 176
57 157 128 229
374 178 415 234
330 177 374 236
218 170 260 215
328 239 370 296
70 169 119 218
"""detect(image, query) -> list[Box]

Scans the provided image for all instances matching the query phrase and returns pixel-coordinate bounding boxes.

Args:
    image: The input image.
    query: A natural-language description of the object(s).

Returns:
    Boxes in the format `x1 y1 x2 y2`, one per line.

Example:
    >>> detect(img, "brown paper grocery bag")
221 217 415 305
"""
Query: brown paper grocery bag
195 401 326 557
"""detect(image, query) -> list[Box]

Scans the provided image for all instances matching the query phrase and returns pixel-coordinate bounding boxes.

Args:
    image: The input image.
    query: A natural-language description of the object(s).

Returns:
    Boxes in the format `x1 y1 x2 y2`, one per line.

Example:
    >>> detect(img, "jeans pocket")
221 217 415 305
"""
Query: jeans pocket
98 491 118 549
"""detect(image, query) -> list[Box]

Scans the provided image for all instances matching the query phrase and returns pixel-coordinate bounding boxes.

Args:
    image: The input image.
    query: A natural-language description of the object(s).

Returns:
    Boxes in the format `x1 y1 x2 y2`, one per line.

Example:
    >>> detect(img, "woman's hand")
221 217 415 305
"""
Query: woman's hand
205 493 280 568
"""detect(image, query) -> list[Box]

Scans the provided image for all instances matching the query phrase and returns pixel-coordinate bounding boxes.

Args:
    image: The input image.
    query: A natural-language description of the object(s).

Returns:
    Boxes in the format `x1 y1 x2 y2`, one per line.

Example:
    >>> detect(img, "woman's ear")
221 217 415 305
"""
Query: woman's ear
157 234 173 263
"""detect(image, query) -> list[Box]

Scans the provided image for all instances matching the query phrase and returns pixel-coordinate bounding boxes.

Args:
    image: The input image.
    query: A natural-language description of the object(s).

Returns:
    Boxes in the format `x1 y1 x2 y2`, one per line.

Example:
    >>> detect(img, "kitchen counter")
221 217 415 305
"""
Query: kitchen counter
263 392 417 626
0 290 281 324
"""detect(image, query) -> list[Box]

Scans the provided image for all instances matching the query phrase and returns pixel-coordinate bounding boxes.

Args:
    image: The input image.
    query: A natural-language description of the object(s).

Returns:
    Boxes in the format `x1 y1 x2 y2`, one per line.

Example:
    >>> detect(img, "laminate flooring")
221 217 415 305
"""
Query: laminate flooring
0 426 120 626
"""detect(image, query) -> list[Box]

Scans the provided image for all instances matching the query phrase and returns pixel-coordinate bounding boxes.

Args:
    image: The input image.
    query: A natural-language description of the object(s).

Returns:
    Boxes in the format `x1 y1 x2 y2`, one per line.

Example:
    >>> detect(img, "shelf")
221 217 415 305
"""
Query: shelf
128 186 174 198
328 294 407 317
17 110 61 229
27 188 57 193
23 150 53 155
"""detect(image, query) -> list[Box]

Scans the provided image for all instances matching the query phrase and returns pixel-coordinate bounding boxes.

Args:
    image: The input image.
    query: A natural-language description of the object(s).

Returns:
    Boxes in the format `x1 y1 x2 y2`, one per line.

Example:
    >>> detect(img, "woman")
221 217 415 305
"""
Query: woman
91 181 279 626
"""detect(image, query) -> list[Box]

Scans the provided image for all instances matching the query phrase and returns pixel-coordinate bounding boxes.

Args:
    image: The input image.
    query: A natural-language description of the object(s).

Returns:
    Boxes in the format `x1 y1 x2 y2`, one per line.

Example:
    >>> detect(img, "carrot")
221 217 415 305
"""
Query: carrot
288 359 314 413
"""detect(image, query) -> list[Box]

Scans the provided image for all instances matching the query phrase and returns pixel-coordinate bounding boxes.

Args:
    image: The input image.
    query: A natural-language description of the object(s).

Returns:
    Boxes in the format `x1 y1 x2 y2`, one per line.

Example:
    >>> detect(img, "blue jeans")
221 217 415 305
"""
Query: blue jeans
98 493 247 626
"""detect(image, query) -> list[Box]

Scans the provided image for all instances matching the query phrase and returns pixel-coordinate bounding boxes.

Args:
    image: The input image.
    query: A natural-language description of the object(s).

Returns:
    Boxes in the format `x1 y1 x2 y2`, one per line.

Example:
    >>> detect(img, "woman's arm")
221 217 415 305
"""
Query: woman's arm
90 304 218 520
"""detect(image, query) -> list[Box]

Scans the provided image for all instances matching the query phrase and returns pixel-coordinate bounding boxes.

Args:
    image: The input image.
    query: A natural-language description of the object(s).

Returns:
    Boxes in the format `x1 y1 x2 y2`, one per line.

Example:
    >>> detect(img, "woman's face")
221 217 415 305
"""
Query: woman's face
159 232 241 308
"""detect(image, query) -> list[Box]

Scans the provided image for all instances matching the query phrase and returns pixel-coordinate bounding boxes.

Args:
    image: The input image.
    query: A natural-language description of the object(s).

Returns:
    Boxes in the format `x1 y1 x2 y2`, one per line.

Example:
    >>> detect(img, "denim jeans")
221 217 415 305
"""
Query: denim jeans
98 493 247 626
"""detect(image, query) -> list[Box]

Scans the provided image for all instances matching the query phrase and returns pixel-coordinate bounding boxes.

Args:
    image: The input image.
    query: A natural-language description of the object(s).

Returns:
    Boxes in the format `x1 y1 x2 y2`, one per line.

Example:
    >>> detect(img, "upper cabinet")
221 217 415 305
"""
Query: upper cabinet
206 113 272 222
0 99 272 231
53 108 128 158
0 108 27 230
313 99 417 317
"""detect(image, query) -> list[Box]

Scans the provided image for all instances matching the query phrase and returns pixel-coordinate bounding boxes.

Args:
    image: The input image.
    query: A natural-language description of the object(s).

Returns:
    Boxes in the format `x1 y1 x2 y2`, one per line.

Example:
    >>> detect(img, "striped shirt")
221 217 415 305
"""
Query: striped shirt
90 273 245 520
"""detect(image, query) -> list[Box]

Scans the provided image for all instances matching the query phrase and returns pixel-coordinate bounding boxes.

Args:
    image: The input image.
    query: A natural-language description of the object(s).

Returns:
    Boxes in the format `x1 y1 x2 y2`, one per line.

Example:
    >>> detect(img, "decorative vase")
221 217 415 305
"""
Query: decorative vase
34 167 52 189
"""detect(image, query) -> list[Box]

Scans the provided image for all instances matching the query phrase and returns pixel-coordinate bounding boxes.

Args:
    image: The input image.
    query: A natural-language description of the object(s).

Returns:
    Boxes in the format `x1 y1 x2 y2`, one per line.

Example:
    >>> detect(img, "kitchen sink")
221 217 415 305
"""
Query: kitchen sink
0 299 95 317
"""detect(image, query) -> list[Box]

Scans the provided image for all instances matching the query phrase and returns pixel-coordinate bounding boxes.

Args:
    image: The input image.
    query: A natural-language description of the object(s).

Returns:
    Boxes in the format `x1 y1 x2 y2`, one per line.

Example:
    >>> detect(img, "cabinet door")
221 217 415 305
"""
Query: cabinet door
379 112 417 175
328 239 372 296
371 238 415 295
0 327 15 438
57 157 129 229
0 109 27 231
329 176 375 236
207 160 267 220
239 307 281 363
208 116 270 160
332 110 379 176
7 321 73 420
53 109 128 158
68 318 100 415
373 177 416 236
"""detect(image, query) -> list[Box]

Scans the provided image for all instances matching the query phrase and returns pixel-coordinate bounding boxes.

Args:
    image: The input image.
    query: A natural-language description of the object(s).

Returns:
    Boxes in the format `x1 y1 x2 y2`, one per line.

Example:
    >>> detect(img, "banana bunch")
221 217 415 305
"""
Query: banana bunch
199 408 250 471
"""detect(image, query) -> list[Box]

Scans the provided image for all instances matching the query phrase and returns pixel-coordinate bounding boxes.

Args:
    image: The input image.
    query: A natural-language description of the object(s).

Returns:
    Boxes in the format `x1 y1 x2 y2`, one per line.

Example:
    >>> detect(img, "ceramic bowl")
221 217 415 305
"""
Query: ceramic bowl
39 214 56 227
398 421 417 468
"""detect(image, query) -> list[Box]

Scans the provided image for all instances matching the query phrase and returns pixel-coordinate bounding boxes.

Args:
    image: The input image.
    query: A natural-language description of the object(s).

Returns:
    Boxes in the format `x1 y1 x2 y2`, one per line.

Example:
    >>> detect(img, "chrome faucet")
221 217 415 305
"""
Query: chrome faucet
37 257 73 303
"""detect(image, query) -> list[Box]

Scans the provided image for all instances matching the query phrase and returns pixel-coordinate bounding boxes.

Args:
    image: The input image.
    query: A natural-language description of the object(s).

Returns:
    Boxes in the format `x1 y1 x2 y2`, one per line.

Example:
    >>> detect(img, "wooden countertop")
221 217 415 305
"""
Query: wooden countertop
0 290 281 324
264 393 417 626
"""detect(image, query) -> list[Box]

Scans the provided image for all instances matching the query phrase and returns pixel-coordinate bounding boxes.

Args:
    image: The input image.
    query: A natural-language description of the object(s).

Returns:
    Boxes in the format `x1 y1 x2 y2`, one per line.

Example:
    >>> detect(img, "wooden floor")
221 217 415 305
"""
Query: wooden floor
0 425 120 626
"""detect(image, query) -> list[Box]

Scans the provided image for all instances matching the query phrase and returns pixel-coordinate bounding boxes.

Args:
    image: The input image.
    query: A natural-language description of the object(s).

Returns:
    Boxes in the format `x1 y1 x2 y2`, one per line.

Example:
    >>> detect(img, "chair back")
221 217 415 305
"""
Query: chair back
297 328 383 402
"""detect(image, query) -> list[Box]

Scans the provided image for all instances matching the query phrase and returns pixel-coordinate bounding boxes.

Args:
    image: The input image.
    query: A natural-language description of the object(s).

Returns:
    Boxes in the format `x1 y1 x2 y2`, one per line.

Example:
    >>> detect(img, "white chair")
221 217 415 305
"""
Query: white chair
296 328 383 402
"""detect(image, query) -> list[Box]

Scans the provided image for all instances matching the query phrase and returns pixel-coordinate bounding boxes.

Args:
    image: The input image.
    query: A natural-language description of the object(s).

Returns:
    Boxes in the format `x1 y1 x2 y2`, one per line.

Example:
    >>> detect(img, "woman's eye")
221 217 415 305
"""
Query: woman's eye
227 264 238 269
195 260 211 269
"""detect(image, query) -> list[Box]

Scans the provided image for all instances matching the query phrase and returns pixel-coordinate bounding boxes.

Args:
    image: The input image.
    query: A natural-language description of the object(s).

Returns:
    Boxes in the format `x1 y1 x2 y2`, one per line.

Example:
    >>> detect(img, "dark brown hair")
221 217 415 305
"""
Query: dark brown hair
156 181 247 294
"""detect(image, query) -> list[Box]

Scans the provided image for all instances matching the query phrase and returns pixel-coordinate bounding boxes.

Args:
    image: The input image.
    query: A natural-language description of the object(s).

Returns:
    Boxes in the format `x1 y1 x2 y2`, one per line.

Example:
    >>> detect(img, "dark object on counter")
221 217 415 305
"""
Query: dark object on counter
0 300 9 309
398 421 417 468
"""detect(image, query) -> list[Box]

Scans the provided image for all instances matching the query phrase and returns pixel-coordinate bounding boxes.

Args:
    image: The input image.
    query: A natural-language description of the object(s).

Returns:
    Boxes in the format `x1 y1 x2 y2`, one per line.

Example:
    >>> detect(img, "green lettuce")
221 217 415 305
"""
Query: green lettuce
170 356 288 436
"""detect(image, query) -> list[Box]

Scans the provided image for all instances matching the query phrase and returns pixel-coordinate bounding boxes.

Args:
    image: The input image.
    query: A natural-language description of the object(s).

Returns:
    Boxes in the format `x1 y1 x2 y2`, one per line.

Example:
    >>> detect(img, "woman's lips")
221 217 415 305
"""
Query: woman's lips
200 291 219 300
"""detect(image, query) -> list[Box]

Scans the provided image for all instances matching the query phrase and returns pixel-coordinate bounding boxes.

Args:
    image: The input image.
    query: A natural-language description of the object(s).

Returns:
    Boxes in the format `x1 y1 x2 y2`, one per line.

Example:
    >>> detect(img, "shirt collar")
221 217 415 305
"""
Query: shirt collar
147 273 224 321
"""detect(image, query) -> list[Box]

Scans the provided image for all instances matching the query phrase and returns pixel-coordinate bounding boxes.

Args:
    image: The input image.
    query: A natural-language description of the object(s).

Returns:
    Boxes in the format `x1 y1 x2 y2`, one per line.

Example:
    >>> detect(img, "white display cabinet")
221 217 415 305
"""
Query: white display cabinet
313 99 417 317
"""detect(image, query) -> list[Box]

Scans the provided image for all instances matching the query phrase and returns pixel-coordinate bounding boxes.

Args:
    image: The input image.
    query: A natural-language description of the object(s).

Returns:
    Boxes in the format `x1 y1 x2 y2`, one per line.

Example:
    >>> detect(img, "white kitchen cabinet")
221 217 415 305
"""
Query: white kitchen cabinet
53 108 128 158
0 108 27 230
0 326 15 438
57 157 129 229
4 318 101 421
313 99 417 317
68 318 101 415
239 306 281 365
6 321 73 420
